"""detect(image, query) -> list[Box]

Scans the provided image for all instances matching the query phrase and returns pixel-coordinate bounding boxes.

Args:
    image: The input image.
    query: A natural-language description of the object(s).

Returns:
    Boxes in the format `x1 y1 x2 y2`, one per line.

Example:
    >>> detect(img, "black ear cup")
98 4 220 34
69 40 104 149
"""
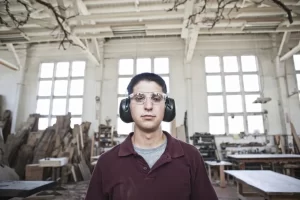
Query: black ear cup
163 98 176 122
119 97 176 123
119 98 133 123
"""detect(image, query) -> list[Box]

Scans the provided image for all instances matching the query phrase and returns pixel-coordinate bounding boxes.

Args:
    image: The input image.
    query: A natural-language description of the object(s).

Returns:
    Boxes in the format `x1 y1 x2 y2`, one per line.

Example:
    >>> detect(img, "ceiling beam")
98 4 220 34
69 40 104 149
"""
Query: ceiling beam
40 0 100 66
6 43 21 69
185 5 202 63
181 0 195 39
280 41 300 61
278 32 291 56
0 58 19 71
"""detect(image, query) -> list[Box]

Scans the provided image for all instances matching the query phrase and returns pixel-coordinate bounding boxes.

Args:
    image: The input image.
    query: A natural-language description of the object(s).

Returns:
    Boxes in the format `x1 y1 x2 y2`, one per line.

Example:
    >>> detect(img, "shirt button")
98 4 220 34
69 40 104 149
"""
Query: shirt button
143 167 147 170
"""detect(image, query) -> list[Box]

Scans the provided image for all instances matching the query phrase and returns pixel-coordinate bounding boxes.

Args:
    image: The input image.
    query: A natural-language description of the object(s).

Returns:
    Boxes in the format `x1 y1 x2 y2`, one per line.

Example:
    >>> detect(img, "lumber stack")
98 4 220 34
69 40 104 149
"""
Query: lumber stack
1 113 92 183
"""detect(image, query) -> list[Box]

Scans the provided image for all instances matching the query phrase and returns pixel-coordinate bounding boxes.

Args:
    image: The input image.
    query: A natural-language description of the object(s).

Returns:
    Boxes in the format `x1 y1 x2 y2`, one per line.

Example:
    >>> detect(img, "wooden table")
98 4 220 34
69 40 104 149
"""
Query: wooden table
227 154 300 170
0 181 56 199
225 170 300 200
205 161 232 188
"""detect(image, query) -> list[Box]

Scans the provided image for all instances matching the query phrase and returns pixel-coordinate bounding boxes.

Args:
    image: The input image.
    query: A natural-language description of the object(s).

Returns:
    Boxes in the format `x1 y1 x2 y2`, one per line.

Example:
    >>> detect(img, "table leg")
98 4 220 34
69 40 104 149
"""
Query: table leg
208 165 212 182
219 165 225 188
239 162 245 170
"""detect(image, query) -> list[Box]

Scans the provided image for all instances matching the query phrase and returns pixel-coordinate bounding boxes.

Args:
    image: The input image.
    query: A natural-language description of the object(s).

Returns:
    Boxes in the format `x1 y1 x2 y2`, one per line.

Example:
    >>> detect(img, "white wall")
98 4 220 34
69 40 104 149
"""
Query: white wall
0 48 27 131
0 33 299 148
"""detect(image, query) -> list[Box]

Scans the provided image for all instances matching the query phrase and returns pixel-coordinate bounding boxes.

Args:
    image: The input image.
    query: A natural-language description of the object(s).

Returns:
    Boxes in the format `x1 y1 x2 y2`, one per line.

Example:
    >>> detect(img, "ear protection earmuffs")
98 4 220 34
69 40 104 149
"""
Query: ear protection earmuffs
119 97 176 123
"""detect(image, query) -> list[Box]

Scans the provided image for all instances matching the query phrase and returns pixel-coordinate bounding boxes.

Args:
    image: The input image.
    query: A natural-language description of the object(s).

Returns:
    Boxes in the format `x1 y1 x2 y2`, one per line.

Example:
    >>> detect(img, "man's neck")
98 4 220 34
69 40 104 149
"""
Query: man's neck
132 127 166 149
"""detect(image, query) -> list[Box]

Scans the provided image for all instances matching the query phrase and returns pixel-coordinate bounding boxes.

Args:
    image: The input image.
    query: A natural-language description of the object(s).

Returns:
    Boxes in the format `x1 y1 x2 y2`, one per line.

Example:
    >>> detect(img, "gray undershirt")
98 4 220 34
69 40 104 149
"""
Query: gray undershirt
133 138 167 169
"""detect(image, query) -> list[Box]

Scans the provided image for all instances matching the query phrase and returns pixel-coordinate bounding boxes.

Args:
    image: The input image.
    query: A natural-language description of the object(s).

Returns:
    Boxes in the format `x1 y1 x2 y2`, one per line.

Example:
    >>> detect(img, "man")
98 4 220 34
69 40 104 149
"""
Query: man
85 72 218 200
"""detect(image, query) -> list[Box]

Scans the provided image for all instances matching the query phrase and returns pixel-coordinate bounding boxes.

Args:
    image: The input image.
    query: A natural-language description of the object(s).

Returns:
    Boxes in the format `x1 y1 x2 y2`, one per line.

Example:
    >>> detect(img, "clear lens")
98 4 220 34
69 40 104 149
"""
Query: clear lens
130 92 166 104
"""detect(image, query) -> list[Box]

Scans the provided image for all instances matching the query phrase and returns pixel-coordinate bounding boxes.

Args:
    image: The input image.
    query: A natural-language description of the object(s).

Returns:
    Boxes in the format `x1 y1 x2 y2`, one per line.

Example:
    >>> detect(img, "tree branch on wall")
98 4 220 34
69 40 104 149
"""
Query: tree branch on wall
164 0 294 29
0 0 78 50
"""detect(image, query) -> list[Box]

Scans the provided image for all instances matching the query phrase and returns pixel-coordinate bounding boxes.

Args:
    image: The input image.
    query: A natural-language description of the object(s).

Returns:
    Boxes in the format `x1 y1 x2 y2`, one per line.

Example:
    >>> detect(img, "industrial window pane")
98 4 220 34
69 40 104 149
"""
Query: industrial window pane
228 116 244 134
118 78 131 94
207 96 224 113
119 59 134 75
38 81 52 96
55 62 69 77
69 98 83 115
225 75 240 92
209 116 225 135
248 115 264 133
245 95 262 112
38 118 49 130
36 99 50 115
162 76 170 93
71 61 86 77
70 79 84 96
161 122 170 133
205 56 220 73
53 80 68 96
71 117 82 128
226 95 243 113
223 56 238 72
136 58 151 74
52 98 66 115
243 75 260 92
51 118 57 126
154 58 169 74
40 63 54 78
293 55 300 70
296 74 300 89
206 75 222 93
241 55 257 72
117 117 133 135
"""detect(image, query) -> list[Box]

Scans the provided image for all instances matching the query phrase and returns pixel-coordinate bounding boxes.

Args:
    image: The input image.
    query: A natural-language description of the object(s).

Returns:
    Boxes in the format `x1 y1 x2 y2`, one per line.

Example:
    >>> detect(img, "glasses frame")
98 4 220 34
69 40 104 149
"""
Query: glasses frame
128 92 167 105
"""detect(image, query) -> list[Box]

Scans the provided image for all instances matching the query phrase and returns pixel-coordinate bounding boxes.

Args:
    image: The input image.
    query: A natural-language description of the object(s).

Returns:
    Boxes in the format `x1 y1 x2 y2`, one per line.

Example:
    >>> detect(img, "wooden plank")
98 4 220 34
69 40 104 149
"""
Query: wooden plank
0 110 12 143
290 122 300 153
225 170 300 194
32 128 56 164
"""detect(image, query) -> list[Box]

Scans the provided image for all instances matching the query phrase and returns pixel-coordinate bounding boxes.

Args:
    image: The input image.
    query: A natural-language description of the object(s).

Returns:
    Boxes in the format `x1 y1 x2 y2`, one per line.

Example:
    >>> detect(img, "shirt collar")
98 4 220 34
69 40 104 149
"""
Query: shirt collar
118 131 184 158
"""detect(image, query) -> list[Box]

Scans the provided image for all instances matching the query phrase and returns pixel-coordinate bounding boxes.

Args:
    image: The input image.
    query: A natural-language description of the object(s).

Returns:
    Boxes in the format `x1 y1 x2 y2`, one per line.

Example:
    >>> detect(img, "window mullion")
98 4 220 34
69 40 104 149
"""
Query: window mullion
238 56 248 134
66 62 72 116
220 56 229 134
49 63 57 126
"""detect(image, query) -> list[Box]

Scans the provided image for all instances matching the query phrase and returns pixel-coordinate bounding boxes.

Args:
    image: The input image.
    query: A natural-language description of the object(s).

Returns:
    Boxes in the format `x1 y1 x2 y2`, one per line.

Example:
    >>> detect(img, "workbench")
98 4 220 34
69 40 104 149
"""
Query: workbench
227 154 300 170
225 170 300 200
205 161 232 188
0 181 56 199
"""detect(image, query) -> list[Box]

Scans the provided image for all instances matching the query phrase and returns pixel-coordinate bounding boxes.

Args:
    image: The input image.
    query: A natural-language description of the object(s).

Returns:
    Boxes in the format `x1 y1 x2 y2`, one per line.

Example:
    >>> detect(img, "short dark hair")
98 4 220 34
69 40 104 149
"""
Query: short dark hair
127 72 167 94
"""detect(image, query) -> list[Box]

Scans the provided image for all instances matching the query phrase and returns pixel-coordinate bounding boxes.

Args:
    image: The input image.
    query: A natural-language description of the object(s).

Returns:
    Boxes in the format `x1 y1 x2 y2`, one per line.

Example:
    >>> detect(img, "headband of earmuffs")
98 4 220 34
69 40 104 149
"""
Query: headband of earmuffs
119 97 176 123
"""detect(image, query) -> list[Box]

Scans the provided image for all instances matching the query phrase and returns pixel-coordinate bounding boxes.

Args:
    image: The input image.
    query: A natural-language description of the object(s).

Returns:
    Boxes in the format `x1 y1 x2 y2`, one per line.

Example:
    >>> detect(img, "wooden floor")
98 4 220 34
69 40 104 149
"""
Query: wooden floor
10 181 264 200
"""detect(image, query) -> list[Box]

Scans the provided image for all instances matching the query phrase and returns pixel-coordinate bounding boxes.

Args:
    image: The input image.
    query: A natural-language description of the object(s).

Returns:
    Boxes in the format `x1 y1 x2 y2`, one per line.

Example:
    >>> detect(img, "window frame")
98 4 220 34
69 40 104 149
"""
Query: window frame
205 55 265 135
293 54 300 100
117 57 171 134
36 60 86 130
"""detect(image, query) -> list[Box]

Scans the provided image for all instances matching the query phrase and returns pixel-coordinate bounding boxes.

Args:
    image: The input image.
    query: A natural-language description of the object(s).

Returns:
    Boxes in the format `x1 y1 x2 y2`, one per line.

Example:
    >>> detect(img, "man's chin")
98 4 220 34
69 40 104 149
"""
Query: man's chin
136 123 160 133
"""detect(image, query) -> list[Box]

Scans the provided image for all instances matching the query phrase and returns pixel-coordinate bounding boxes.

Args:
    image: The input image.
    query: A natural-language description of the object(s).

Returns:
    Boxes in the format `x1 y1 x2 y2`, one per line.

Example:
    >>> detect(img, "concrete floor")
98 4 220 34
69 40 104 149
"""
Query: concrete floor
21 181 264 200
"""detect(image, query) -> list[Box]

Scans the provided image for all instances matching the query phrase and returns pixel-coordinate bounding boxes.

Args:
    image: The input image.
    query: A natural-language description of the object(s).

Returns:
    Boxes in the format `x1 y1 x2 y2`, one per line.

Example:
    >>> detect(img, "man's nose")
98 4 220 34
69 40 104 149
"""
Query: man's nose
144 97 153 110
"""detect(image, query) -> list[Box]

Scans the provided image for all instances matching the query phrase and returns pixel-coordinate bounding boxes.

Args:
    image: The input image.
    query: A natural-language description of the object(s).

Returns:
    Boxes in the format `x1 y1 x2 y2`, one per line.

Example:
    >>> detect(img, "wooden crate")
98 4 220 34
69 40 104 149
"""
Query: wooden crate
25 164 43 180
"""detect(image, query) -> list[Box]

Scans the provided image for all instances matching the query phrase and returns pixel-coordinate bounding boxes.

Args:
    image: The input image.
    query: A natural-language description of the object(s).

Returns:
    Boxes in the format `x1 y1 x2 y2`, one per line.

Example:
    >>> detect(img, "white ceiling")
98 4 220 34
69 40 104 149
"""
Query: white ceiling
0 0 299 44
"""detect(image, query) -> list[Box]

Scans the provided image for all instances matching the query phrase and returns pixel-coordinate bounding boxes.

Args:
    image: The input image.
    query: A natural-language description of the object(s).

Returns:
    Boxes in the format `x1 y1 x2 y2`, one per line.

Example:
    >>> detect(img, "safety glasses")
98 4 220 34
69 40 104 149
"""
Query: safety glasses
129 92 167 105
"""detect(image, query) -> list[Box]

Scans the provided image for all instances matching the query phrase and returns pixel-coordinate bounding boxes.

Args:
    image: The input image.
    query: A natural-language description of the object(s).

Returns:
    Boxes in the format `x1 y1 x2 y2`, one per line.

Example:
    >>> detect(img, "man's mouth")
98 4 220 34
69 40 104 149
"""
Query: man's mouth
141 115 155 119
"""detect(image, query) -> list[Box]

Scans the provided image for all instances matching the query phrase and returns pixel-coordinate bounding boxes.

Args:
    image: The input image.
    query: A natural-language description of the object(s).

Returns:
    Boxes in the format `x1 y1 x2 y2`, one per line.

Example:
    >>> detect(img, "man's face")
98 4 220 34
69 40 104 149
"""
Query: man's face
129 80 166 133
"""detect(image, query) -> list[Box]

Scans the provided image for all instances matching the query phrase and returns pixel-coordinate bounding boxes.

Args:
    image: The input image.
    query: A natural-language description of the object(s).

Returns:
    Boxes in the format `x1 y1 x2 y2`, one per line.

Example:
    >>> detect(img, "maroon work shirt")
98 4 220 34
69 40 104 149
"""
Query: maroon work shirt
85 131 218 200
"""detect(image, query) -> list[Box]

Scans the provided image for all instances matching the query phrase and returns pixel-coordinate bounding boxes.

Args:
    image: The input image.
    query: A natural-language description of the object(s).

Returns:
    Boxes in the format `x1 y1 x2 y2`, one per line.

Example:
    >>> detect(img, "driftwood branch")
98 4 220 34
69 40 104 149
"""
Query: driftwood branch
165 0 294 29
0 0 80 50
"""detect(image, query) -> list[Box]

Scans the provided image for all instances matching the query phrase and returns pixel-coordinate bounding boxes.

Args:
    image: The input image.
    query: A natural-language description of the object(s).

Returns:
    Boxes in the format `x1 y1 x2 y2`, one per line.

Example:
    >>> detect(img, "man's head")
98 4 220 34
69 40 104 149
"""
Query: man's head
127 73 167 133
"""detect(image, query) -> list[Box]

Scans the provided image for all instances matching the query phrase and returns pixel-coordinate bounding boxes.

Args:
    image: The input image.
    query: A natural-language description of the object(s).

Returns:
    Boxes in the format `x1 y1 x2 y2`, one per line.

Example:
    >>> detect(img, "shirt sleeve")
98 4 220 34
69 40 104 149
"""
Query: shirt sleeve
190 150 218 200
85 160 107 200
